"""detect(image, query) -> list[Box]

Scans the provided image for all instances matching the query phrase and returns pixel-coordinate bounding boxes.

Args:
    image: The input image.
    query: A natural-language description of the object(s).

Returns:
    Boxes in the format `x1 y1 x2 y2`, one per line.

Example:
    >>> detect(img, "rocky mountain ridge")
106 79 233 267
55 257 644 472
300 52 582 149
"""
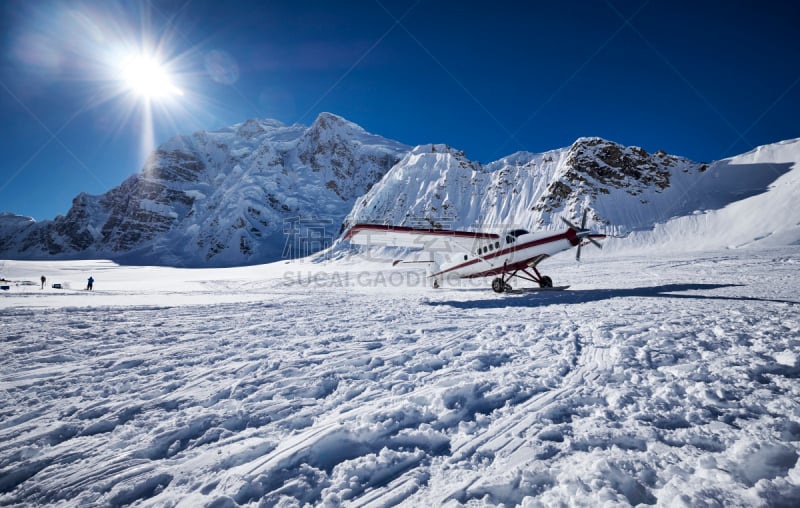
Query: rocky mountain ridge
343 134 798 255
0 113 408 266
1 113 796 266
344 136 713 235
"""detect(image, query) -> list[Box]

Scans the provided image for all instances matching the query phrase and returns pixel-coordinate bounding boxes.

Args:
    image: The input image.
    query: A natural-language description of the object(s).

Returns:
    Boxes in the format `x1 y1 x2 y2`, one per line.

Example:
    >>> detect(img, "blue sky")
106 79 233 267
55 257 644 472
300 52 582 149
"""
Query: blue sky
1 0 798 221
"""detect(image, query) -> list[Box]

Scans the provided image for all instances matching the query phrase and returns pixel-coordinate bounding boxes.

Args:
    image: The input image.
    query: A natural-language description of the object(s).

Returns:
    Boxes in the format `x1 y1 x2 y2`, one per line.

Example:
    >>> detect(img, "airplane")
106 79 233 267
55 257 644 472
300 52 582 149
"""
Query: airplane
343 210 605 293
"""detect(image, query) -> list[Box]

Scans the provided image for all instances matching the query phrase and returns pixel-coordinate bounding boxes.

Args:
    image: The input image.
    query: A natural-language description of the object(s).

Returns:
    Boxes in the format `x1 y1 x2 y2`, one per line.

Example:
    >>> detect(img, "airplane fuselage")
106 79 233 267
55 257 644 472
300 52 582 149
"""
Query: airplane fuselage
432 228 580 280
343 221 600 290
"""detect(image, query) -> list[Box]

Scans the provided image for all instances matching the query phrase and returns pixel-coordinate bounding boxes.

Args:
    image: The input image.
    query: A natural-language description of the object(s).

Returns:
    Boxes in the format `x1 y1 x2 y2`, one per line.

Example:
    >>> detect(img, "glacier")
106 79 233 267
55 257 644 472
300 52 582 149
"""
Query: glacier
0 246 798 506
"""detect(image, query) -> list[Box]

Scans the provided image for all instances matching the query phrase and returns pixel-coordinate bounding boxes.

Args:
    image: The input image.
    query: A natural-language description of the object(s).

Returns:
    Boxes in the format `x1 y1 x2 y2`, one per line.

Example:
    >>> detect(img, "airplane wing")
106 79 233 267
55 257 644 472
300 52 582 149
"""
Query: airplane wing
343 224 499 253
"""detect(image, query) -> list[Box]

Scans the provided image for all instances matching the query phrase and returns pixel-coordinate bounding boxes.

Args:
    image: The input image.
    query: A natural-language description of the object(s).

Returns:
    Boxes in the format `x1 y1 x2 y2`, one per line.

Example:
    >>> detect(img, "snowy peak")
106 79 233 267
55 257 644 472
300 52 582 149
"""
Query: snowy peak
399 144 478 175
2 112 798 266
724 136 800 165
565 137 691 192
0 212 35 229
344 143 486 230
300 113 401 157
528 137 700 219
408 143 468 157
310 112 366 134
0 115 409 266
300 113 373 154
0 213 36 251
233 117 287 138
346 136 797 243
293 114 408 202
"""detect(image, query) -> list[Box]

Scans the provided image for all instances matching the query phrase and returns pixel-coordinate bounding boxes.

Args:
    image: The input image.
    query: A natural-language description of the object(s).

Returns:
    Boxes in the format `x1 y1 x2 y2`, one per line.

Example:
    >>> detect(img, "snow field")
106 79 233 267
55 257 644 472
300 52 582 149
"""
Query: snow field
1 249 799 506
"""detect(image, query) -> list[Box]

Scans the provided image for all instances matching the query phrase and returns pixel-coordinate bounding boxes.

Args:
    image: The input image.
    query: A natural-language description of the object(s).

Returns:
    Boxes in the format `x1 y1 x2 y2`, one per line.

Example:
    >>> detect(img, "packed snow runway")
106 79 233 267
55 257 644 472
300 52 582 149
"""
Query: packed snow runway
1 249 799 506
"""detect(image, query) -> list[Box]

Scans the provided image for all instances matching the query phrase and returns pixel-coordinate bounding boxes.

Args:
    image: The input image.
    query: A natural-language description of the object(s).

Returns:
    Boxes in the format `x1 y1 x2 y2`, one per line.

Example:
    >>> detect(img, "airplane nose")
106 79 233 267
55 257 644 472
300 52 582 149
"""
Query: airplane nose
566 227 580 246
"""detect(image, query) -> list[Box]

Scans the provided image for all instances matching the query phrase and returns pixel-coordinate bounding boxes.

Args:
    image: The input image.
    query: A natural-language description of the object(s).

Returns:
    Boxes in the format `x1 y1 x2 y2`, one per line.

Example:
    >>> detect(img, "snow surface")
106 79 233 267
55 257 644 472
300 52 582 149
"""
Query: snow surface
1 243 799 506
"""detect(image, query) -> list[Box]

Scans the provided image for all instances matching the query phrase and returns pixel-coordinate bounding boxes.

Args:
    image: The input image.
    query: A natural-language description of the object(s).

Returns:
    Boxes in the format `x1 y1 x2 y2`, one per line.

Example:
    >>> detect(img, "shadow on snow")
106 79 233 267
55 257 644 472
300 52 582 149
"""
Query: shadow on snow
427 283 799 309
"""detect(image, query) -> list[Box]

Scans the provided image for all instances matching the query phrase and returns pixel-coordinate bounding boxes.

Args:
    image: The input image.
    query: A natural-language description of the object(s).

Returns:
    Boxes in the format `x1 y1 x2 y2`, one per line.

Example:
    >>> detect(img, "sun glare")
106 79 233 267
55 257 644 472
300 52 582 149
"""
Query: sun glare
12 2 204 167
121 55 183 99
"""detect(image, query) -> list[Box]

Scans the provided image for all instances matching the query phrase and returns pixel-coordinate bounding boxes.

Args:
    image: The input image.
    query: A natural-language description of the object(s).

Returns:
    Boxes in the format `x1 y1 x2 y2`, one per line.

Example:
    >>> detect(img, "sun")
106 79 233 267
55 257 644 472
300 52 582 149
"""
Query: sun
121 54 183 99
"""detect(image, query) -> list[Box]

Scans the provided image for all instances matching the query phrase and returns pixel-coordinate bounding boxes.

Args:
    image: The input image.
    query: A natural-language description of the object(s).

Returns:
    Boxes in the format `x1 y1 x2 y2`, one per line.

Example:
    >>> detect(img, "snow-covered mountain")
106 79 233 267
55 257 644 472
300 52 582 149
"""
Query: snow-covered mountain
344 137 798 246
2 111 797 266
606 137 800 253
0 113 408 267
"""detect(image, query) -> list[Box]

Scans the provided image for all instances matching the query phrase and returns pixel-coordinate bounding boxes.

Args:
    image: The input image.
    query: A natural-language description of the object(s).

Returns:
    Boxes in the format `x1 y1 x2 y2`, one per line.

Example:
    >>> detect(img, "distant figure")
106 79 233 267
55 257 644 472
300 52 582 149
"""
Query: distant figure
87 276 94 291
41 275 46 289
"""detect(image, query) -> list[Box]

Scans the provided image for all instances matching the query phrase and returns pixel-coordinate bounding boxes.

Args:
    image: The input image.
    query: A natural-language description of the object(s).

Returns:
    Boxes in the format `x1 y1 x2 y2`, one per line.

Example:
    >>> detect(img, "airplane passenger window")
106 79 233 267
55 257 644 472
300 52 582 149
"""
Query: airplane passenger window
495 242 500 249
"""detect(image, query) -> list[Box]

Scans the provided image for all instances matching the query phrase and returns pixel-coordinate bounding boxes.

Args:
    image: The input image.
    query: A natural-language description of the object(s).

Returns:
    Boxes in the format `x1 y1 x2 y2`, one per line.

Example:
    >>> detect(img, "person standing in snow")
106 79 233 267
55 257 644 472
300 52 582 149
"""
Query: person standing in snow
41 275 46 289
87 276 94 291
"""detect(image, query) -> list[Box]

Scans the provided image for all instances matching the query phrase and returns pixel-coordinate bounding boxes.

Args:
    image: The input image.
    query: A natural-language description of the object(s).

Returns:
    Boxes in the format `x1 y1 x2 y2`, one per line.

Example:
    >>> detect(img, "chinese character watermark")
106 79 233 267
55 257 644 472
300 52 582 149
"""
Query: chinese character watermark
282 217 335 260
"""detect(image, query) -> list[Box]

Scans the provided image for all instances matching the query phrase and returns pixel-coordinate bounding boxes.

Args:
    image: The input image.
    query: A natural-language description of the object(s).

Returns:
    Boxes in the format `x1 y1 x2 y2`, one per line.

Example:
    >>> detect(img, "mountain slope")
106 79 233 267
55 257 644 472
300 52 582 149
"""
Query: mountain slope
344 137 797 246
0 113 408 267
2 113 797 267
605 137 800 253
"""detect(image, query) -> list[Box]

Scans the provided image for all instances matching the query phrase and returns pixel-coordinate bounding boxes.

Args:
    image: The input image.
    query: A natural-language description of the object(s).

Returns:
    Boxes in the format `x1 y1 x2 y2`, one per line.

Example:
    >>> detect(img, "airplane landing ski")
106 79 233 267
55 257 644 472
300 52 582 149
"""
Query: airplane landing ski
506 285 570 294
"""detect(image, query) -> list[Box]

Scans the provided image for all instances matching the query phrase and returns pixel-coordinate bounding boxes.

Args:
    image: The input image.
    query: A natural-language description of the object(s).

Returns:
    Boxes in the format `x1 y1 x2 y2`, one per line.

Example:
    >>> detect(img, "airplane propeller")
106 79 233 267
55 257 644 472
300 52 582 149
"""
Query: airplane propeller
561 209 603 261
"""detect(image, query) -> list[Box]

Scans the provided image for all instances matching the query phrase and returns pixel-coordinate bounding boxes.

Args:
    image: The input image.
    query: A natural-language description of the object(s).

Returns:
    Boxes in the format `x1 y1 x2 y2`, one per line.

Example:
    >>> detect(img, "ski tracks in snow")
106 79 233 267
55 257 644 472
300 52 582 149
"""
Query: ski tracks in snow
1 250 799 506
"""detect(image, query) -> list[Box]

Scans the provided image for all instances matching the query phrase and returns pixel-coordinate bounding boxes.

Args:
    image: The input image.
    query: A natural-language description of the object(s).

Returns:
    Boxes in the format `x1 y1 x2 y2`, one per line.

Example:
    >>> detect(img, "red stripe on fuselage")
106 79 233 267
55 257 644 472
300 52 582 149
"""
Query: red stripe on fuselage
344 224 499 241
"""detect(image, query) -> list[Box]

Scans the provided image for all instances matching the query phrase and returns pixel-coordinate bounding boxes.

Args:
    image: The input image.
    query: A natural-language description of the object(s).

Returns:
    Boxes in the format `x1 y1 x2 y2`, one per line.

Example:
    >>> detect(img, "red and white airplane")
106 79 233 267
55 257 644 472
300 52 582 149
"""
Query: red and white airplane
343 210 605 292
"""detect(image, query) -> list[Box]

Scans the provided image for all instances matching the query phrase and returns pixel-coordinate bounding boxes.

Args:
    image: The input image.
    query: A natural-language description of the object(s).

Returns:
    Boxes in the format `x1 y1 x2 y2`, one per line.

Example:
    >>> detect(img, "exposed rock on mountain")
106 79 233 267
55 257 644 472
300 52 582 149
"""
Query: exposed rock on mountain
0 113 408 267
344 136 794 240
2 113 796 266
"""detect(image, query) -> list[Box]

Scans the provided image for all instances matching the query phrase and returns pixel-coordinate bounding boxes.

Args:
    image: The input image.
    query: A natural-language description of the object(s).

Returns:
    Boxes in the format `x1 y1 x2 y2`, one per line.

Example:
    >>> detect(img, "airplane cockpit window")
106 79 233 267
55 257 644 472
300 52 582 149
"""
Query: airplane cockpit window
506 229 529 244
